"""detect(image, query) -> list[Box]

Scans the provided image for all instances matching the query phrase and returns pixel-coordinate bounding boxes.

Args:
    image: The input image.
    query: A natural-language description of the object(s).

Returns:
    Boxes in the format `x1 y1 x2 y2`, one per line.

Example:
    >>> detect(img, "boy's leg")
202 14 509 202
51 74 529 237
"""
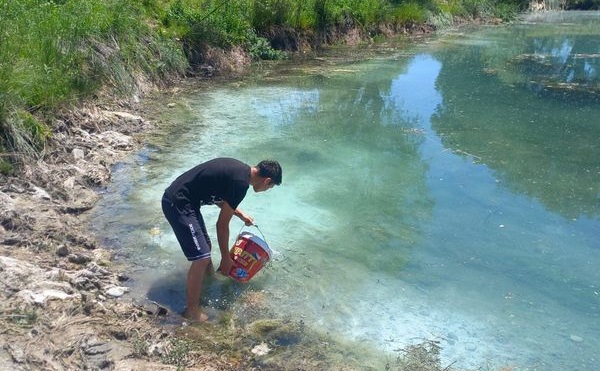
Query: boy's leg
184 258 211 322
161 196 214 321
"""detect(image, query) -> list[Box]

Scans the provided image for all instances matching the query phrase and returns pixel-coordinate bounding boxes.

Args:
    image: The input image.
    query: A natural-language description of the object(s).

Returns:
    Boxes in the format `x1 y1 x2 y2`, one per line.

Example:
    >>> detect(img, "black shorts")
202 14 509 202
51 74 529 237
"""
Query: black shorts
161 193 212 261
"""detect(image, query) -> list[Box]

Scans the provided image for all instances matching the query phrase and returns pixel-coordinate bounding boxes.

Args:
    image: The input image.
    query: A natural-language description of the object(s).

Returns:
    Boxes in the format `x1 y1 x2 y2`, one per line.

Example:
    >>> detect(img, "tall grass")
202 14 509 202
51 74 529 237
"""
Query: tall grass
161 0 522 56
0 0 187 173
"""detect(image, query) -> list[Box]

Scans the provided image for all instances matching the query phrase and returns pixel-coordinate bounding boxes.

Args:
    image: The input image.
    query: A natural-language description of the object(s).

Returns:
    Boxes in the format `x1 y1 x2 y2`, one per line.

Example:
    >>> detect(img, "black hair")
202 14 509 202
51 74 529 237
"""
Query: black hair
257 160 282 185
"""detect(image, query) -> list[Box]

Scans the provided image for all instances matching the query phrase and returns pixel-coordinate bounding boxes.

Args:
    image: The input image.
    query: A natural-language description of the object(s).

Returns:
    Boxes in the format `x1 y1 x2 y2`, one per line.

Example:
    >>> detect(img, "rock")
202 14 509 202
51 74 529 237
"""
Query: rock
31 186 51 200
105 286 129 297
86 262 110 275
148 341 167 356
133 299 168 316
1 257 75 301
81 337 115 370
105 111 144 123
5 343 26 363
68 253 92 265
56 245 70 257
17 288 77 305
96 131 133 150
465 344 478 351
251 342 271 356
0 256 38 290
72 148 85 160
570 335 584 343
1 235 21 245
63 176 76 189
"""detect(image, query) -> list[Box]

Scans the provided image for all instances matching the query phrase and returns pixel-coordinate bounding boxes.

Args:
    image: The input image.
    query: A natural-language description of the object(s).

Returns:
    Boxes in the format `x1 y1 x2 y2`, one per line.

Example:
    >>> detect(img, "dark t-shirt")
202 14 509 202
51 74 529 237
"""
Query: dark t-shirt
164 157 250 210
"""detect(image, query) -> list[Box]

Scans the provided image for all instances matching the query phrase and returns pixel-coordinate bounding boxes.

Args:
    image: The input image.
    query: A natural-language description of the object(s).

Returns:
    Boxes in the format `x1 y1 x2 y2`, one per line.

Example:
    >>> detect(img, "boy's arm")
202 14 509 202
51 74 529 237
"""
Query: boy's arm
216 202 236 274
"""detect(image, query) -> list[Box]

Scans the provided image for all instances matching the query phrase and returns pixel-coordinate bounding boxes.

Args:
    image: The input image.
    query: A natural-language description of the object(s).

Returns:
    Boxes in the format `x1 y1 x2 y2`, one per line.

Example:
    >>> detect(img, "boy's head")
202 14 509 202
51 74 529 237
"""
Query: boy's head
257 160 282 186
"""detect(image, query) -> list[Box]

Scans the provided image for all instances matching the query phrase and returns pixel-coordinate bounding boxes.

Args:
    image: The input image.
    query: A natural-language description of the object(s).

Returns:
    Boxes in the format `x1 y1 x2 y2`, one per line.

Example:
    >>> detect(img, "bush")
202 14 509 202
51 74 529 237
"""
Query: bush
393 2 428 25
0 110 51 165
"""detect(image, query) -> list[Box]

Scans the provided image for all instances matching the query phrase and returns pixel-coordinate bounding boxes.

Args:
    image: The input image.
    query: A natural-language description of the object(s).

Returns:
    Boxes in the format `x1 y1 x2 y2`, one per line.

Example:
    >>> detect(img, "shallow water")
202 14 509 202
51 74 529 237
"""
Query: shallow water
91 11 600 370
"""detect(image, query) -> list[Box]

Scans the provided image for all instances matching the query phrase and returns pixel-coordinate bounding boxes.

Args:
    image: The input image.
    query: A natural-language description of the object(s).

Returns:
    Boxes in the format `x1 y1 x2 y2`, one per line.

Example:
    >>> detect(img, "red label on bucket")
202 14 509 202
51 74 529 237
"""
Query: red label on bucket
228 232 271 283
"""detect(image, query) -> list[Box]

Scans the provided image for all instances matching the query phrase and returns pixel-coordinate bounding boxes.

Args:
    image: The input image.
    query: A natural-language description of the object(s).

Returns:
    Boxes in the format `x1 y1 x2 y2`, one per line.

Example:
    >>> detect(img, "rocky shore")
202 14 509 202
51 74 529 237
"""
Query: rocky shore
0 102 202 370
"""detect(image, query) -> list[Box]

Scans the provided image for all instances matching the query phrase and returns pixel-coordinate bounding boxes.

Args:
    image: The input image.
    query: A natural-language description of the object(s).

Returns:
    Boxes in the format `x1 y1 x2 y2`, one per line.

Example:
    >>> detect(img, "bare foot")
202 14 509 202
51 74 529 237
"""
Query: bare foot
182 308 209 323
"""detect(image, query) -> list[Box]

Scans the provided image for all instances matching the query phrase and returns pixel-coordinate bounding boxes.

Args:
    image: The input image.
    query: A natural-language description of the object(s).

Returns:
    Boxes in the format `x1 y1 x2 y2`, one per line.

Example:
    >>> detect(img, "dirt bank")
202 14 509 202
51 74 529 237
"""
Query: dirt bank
0 101 190 370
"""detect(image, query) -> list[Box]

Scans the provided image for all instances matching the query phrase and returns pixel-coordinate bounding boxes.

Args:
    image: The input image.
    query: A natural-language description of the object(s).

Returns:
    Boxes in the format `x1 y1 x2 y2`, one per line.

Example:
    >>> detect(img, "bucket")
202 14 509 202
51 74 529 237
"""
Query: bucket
228 228 272 283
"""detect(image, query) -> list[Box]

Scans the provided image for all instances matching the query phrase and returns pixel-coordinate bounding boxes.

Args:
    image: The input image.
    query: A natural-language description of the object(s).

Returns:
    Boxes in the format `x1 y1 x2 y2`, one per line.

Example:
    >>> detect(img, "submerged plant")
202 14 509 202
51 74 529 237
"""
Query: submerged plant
161 337 199 367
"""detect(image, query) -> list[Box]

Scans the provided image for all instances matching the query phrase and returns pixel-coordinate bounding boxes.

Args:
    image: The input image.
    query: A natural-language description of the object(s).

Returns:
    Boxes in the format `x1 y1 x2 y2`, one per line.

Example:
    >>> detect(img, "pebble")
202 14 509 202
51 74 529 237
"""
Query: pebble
55 245 70 257
251 342 271 356
72 148 85 160
569 335 584 343
68 253 91 265
105 286 129 297
465 344 478 351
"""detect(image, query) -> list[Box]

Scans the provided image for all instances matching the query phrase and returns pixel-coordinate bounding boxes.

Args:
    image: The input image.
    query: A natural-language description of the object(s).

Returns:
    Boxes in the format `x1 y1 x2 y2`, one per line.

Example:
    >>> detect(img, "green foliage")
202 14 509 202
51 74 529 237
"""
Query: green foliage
4 307 39 327
247 32 288 60
390 340 442 371
461 0 494 17
493 1 520 20
434 0 466 16
164 0 291 62
392 2 428 25
430 0 520 21
252 0 295 31
164 0 252 48
0 0 187 164
1 110 51 158
0 159 13 175
337 0 393 26
160 337 199 367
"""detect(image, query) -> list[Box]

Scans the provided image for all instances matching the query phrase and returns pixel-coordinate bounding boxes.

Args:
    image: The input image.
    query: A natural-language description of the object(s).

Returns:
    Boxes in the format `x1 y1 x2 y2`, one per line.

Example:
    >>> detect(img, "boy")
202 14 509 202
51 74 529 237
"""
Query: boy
161 158 282 322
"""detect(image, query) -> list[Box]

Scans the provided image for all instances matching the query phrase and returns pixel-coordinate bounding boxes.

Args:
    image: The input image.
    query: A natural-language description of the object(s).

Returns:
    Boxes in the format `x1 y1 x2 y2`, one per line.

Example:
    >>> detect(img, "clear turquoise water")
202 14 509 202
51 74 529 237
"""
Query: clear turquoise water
92 12 600 370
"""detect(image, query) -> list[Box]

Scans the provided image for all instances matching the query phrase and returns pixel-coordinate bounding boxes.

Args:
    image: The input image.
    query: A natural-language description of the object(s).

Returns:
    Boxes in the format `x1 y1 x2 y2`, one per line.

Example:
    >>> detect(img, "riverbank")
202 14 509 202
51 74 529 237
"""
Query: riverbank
0 100 179 369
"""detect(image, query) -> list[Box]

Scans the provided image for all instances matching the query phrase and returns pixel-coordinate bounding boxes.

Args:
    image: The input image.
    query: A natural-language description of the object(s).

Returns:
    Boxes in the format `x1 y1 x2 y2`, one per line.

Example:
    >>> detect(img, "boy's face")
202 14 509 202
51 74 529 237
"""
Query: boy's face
253 178 275 192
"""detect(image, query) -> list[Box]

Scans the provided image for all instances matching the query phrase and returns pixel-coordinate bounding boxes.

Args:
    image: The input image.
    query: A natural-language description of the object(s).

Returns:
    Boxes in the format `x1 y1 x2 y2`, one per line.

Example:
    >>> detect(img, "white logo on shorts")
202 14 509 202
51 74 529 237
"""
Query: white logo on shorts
188 223 201 250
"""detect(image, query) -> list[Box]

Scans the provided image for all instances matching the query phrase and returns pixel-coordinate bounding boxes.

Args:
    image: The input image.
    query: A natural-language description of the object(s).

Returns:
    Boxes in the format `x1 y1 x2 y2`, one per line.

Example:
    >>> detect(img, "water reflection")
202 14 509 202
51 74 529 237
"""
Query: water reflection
431 17 600 219
247 58 435 273
521 11 600 93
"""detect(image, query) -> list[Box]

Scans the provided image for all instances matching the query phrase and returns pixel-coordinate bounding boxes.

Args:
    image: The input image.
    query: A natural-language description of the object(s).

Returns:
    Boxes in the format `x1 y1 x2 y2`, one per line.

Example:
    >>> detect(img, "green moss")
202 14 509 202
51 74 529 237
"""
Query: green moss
249 318 304 346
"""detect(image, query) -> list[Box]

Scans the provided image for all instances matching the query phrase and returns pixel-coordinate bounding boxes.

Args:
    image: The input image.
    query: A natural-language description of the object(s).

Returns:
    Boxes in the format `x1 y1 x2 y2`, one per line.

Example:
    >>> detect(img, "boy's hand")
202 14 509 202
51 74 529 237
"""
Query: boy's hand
218 255 235 276
236 210 255 226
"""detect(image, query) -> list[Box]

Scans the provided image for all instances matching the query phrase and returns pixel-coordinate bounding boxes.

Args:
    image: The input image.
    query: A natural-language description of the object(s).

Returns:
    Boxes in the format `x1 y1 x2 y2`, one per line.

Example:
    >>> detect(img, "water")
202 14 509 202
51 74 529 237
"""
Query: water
91 12 600 370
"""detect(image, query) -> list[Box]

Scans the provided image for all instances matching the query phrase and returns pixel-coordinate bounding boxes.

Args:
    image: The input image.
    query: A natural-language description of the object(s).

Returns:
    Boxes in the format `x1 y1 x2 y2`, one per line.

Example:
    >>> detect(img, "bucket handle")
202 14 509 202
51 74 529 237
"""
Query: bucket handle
237 224 268 246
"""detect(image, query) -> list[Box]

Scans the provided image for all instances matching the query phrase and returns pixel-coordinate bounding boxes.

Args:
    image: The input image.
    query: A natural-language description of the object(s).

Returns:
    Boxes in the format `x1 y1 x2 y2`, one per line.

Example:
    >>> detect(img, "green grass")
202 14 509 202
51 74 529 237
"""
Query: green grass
0 0 525 173
393 2 428 25
0 0 187 172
